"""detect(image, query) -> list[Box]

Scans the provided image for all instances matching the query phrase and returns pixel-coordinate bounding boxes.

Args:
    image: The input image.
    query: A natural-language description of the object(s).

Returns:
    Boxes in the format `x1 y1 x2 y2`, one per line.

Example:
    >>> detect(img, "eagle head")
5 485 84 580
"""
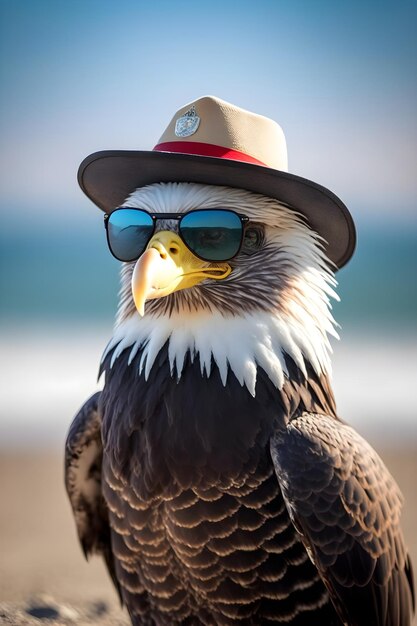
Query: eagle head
106 181 339 395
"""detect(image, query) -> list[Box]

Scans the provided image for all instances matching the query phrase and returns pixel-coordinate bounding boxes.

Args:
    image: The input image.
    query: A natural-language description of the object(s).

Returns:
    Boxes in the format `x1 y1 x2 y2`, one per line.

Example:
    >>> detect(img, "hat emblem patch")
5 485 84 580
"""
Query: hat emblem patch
175 105 200 137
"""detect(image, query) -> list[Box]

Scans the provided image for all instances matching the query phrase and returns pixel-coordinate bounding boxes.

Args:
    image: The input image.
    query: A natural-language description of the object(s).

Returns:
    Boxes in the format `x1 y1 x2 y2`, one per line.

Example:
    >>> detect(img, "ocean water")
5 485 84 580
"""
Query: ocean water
0 218 416 447
1 216 416 327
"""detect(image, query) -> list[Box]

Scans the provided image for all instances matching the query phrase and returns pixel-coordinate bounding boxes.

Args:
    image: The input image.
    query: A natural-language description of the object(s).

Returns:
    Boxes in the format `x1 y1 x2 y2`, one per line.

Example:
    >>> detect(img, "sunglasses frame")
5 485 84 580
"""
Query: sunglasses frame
104 207 249 263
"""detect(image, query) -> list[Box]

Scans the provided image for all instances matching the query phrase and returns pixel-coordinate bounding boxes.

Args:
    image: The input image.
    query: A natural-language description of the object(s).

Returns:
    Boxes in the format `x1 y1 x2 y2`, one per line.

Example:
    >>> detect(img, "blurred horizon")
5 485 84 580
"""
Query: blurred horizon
0 0 416 447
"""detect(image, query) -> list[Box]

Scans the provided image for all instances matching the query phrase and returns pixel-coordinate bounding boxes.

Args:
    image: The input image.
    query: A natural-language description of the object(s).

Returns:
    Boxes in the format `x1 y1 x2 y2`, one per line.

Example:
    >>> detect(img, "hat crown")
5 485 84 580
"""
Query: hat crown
156 96 288 172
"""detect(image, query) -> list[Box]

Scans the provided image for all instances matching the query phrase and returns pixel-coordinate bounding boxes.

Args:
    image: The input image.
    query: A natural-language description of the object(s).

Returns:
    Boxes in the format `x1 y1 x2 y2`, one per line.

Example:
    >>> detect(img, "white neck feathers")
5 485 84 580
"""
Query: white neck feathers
103 306 336 397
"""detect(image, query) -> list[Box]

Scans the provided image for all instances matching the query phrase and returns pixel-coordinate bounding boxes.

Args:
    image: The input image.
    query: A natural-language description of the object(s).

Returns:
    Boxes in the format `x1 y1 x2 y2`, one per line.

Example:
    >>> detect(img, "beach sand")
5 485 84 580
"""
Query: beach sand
0 446 416 625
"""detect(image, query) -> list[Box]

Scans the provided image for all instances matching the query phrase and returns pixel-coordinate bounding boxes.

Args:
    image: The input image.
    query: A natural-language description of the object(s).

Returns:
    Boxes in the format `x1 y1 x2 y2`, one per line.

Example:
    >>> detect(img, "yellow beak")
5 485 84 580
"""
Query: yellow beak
131 231 232 316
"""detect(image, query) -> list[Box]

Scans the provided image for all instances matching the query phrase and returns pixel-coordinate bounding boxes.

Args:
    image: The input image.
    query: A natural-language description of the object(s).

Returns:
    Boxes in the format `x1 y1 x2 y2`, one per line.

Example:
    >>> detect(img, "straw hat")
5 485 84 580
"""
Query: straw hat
78 96 356 268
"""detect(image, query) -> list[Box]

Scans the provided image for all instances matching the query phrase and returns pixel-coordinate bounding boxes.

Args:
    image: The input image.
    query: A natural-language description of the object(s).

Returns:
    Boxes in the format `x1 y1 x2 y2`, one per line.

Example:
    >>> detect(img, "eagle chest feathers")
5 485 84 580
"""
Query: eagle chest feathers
66 183 414 626
99 342 339 626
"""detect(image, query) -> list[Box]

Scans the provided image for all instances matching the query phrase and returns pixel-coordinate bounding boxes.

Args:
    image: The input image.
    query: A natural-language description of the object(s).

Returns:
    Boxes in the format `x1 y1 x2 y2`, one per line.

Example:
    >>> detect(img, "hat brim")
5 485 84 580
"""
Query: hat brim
78 150 356 269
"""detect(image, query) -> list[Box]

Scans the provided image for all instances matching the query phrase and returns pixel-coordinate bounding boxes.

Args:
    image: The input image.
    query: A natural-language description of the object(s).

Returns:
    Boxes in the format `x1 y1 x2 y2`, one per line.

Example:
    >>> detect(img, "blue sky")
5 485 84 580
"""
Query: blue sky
0 0 416 229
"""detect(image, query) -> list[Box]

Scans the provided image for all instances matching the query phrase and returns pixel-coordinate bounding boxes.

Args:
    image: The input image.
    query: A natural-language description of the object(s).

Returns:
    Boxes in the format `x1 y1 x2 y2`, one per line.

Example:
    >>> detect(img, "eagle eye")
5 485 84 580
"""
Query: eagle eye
242 225 264 254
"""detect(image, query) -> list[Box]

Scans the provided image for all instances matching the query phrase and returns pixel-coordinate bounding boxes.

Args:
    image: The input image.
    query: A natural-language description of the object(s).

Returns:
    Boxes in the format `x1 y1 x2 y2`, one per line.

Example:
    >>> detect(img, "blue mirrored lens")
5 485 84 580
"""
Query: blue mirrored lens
107 209 154 261
180 210 243 261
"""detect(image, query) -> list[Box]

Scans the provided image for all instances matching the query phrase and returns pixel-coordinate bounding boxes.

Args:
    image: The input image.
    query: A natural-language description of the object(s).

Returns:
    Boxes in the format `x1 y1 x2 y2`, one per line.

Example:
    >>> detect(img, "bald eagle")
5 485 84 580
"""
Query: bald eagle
66 98 414 625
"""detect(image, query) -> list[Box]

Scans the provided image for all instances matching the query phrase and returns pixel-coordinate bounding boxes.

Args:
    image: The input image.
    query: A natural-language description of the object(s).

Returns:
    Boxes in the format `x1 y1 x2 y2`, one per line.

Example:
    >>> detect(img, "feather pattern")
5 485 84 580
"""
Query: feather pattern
270 414 415 625
65 392 121 600
98 345 342 625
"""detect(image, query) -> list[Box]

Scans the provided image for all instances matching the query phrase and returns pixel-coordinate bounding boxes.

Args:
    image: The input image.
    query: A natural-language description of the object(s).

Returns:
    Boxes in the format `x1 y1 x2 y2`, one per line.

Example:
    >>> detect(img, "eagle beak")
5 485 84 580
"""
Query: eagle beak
131 231 231 316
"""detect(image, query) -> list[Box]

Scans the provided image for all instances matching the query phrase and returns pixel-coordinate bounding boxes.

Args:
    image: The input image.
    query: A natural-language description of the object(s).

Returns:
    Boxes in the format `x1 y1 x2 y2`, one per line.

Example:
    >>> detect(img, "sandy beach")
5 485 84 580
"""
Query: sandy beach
0 446 416 625
0 451 128 625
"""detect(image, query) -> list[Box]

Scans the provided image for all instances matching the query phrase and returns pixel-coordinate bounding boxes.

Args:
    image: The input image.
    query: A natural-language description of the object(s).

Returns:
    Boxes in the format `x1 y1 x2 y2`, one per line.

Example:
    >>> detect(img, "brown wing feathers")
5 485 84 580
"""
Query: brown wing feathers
270 413 415 626
65 392 121 601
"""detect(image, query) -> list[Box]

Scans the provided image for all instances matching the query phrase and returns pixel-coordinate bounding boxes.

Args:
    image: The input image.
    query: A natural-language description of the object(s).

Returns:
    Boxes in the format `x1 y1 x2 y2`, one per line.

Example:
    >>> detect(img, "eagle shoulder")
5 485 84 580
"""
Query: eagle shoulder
65 391 121 600
270 412 415 626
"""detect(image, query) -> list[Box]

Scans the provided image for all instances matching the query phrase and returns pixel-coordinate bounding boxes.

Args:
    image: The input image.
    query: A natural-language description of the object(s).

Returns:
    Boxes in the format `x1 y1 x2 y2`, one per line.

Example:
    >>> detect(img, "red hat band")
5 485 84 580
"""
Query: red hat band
153 141 268 167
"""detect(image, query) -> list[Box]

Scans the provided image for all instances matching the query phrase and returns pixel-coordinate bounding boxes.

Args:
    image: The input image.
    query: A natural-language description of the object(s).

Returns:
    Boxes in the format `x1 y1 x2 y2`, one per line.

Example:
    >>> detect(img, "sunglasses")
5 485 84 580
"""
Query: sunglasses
104 208 249 263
